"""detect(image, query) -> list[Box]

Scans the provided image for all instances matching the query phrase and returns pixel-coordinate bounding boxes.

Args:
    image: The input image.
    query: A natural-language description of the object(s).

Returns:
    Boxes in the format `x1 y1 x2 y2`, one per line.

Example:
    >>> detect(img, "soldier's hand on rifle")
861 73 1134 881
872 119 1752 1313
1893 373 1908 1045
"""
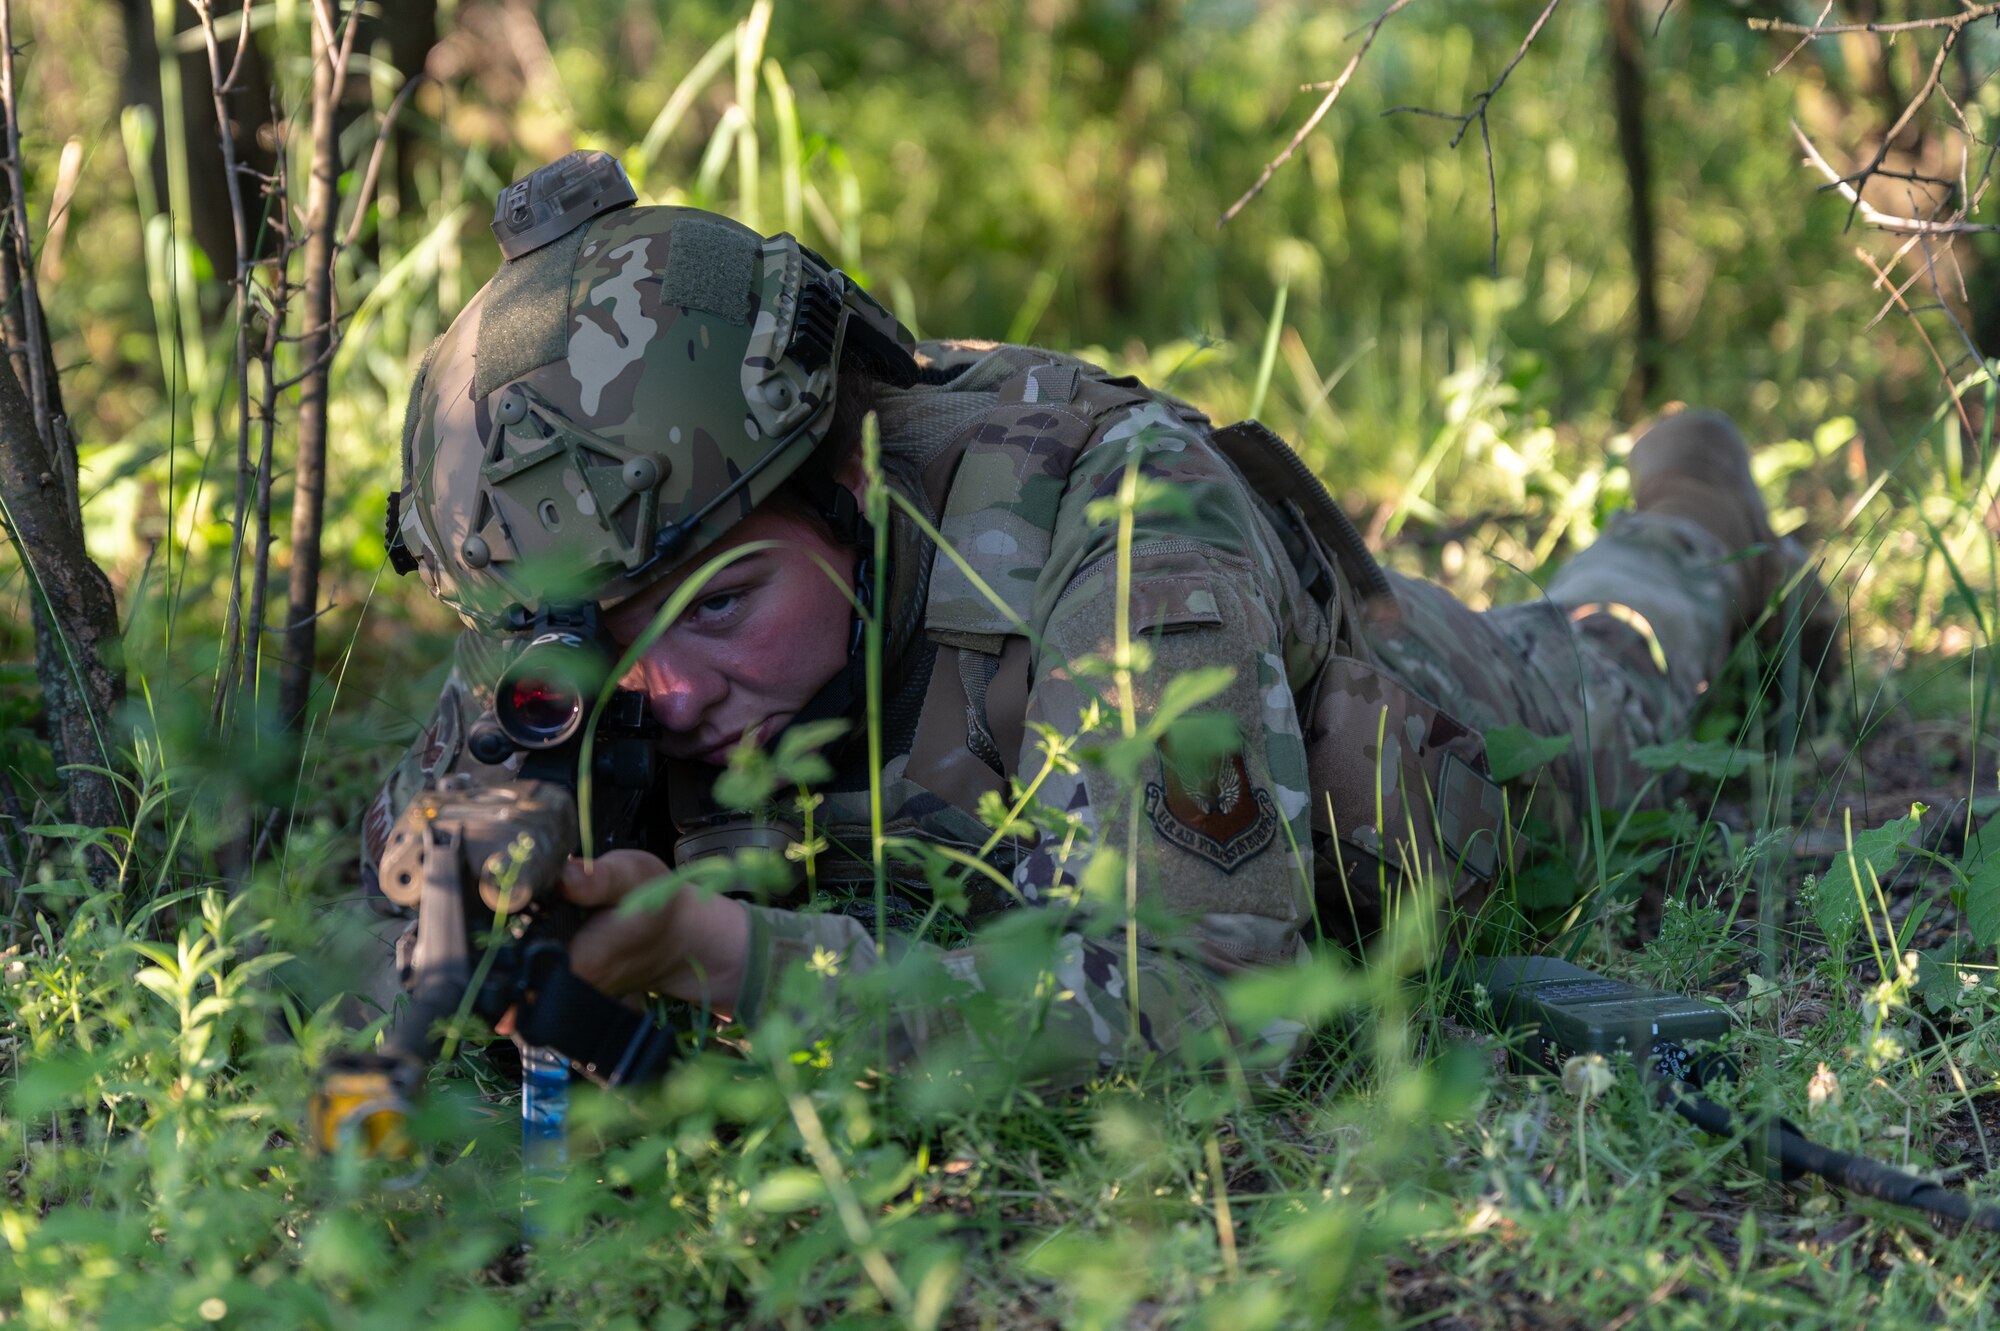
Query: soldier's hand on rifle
561 849 752 1013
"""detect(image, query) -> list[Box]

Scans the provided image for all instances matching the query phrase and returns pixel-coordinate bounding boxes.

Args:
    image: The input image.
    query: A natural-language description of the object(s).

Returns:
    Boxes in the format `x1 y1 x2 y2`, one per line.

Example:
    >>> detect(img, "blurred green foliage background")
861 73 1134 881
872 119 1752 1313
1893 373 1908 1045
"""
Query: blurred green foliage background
12 0 1984 685
0 0 1987 913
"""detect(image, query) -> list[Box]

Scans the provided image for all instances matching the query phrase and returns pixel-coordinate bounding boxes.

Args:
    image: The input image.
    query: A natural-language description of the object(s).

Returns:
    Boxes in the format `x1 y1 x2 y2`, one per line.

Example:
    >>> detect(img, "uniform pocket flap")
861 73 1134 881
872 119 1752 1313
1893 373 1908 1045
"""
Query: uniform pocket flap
1131 573 1224 634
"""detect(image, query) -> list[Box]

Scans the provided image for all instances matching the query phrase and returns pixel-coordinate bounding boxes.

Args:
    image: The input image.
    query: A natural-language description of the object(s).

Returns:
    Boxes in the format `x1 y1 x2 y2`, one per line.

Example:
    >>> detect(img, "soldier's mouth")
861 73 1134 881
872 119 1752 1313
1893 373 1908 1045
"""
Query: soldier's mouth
688 716 787 765
691 731 745 765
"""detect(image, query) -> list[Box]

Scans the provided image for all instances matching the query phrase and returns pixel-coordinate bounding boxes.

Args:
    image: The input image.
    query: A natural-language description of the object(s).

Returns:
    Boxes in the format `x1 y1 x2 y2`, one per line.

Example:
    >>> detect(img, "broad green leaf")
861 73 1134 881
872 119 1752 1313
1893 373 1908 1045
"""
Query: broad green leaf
1964 851 2000 947
1631 738 1753 780
135 967 179 1002
1482 724 1571 782
1816 805 1924 938
1848 805 1925 876
1914 946 1970 1011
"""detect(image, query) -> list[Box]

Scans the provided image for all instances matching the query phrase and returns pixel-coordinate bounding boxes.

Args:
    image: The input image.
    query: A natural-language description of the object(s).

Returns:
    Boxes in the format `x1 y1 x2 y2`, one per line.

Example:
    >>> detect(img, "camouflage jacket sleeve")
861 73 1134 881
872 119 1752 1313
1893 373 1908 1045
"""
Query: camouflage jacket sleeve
359 629 524 904
731 402 1330 1083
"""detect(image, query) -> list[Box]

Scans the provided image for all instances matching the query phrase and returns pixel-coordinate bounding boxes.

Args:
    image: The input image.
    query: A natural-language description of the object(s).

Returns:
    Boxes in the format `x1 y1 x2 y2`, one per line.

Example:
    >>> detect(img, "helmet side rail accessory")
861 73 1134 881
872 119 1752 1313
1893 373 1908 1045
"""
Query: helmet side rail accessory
1460 956 2000 1234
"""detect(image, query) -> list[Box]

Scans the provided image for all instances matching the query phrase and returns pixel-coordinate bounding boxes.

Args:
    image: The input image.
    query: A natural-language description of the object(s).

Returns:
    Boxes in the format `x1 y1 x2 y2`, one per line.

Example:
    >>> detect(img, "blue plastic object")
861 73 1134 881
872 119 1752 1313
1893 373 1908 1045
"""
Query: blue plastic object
520 1044 570 1235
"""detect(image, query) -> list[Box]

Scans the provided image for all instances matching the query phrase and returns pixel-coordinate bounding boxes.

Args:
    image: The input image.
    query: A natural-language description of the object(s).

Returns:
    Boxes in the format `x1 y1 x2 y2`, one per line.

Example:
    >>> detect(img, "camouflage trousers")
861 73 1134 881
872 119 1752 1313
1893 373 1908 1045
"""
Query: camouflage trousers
1367 510 1733 853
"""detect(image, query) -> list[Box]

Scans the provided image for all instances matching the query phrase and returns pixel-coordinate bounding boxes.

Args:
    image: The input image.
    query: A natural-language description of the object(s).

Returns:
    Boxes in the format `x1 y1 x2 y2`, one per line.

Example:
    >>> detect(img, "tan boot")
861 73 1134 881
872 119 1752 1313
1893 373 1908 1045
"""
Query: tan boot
1629 409 1843 688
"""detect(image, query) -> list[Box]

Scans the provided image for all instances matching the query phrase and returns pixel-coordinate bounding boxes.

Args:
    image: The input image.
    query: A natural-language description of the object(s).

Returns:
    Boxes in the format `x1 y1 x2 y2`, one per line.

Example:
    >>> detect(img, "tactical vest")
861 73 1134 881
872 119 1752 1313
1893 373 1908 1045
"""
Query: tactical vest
675 343 1509 935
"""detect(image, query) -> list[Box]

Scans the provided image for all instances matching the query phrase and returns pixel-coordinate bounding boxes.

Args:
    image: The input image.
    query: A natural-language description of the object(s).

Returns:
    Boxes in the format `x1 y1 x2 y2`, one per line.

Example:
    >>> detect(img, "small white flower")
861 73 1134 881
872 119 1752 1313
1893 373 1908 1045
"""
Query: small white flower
1561 1053 1614 1102
1806 1062 1842 1115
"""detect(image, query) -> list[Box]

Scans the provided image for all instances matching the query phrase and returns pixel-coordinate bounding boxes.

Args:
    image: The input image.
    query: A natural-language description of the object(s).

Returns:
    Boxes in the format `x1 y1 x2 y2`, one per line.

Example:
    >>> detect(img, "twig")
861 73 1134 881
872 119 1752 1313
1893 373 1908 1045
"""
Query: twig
1382 0 1563 273
1835 26 1962 232
246 116 290 753
1911 226 1985 372
1862 232 1929 330
1217 0 1416 227
1771 0 1836 73
1854 245 1979 444
1792 122 2000 234
338 73 431 251
1748 3 2000 37
193 0 259 734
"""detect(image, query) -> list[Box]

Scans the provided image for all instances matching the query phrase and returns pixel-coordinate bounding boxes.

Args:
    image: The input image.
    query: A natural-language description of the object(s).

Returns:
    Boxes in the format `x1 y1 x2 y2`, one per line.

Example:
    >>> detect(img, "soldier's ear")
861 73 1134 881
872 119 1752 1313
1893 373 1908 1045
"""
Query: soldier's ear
832 433 870 508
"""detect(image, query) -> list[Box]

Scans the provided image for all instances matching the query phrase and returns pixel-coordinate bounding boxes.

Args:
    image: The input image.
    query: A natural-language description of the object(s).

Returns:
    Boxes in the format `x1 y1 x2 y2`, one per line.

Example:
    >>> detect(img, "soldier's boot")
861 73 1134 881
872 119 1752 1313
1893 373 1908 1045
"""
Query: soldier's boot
1629 409 1842 694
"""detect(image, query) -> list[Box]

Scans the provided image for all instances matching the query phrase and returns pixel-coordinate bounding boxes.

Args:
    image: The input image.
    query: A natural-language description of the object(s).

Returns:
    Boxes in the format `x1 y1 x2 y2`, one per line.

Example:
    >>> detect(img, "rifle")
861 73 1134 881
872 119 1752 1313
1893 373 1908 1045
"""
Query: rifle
310 605 681 1155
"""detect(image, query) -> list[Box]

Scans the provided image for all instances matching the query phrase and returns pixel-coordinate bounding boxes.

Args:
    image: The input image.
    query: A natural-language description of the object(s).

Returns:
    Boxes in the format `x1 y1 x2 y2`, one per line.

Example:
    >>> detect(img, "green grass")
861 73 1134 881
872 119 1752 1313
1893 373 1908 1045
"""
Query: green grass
5 1 2000 1328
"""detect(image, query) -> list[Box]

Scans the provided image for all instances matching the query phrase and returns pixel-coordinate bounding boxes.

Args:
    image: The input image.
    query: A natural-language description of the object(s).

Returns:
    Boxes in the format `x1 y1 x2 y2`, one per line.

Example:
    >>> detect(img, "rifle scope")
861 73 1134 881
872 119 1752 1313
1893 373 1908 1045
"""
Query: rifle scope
493 630 612 751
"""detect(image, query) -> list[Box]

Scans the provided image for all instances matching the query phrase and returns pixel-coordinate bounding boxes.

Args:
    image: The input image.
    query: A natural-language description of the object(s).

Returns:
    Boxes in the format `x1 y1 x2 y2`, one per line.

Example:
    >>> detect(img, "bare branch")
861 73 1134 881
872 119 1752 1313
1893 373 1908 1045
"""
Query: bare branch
1912 228 1983 369
246 107 292 757
1793 122 2000 234
1830 25 1962 230
1217 0 1417 227
1853 244 1978 442
192 0 259 732
1772 0 1837 75
1381 0 1563 273
1749 3 2000 37
1862 232 1929 330
338 73 431 251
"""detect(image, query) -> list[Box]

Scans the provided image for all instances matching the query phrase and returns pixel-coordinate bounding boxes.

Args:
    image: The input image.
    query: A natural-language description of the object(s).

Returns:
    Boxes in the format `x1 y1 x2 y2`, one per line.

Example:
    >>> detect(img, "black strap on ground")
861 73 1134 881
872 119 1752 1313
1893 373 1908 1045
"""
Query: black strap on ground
1658 1079 2000 1234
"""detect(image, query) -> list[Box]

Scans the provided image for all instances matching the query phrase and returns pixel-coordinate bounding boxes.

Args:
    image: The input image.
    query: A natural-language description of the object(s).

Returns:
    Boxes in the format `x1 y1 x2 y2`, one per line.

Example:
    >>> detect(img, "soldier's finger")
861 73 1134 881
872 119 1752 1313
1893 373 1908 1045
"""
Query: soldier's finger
561 849 666 906
566 911 659 996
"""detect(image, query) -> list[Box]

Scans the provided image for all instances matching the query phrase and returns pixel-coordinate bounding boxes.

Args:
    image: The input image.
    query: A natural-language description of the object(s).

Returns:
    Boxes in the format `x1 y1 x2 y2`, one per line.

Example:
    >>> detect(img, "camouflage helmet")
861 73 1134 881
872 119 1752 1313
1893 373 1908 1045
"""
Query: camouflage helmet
389 150 915 632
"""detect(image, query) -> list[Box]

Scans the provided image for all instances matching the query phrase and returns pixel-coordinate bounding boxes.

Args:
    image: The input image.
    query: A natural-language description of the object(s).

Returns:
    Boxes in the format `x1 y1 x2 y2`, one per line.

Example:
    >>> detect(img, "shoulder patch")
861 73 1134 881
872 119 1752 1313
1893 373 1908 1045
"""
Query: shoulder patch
1145 752 1278 873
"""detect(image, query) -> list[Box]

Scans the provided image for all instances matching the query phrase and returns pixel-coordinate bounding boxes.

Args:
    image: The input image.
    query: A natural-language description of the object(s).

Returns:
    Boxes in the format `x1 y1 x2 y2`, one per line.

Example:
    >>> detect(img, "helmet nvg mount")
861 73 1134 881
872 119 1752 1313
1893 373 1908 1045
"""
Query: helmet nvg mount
389 149 915 633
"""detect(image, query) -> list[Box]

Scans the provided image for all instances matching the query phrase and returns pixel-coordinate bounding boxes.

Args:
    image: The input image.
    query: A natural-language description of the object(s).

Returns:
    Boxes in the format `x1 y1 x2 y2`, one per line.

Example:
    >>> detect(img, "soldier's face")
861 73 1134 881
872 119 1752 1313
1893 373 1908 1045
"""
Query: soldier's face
604 506 858 765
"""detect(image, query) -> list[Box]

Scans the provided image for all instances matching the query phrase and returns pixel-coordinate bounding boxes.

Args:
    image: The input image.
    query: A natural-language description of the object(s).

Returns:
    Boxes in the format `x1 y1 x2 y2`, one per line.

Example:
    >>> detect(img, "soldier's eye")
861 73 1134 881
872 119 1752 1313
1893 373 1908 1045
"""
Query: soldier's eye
688 591 742 623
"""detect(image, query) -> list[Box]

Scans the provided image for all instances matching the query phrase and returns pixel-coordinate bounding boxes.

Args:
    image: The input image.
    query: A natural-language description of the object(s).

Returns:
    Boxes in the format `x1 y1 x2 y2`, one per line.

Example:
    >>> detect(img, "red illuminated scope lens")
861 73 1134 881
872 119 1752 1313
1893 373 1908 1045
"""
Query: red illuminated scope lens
504 677 580 739
493 633 607 750
495 674 586 749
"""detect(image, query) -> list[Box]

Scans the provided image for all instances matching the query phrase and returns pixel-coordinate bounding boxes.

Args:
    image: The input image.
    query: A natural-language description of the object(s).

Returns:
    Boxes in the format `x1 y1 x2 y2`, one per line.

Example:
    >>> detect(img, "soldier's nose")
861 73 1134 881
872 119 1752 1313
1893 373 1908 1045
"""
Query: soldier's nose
626 644 725 733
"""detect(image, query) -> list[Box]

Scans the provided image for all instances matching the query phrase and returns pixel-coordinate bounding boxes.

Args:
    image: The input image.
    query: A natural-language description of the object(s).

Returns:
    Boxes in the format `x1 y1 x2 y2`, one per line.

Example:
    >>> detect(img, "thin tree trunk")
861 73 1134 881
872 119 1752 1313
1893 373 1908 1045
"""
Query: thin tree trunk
279 0 345 732
246 174 287 775
0 1 124 843
1608 0 1659 414
247 226 286 728
0 363 124 837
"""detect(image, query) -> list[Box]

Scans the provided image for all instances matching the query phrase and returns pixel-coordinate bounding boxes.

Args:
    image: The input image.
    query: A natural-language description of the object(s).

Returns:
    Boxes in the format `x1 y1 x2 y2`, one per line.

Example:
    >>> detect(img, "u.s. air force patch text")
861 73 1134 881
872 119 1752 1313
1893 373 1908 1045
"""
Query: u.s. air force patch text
1144 752 1278 873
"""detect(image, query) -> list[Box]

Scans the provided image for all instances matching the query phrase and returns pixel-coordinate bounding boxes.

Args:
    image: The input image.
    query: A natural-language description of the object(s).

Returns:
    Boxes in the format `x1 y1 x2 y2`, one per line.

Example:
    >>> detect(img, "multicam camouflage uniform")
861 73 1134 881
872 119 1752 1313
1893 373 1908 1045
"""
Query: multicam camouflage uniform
367 332 1735 1083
